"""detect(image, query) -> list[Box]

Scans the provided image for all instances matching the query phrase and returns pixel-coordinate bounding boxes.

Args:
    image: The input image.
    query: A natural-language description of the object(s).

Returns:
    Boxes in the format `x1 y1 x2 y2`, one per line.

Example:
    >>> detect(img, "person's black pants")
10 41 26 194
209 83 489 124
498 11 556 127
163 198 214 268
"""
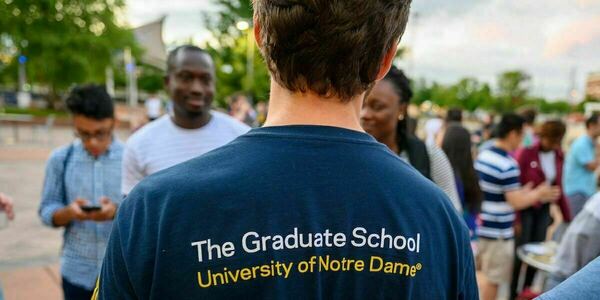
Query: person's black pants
510 204 552 299
62 277 94 300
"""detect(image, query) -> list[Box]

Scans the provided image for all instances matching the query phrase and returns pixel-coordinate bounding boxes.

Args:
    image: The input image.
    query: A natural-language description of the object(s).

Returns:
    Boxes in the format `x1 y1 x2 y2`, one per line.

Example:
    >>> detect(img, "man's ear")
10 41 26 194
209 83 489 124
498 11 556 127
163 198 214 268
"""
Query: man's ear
375 43 398 81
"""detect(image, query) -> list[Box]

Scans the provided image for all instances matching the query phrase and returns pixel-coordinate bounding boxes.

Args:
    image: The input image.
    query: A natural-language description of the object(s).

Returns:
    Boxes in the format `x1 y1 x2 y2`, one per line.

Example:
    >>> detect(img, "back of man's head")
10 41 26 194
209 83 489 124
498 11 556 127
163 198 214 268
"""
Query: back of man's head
254 0 412 101
496 113 525 139
586 114 599 129
446 108 463 123
66 84 114 120
519 108 536 126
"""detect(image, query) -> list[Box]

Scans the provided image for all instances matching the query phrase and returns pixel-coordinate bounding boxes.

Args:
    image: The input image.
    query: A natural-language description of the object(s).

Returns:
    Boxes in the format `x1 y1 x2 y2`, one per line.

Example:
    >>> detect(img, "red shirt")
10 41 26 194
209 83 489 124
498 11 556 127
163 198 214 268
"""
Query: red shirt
515 143 572 222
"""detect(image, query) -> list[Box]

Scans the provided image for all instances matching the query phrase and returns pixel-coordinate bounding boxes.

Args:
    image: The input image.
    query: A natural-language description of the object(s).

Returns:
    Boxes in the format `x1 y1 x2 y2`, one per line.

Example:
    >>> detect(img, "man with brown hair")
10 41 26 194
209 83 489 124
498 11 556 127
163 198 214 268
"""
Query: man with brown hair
95 1 477 299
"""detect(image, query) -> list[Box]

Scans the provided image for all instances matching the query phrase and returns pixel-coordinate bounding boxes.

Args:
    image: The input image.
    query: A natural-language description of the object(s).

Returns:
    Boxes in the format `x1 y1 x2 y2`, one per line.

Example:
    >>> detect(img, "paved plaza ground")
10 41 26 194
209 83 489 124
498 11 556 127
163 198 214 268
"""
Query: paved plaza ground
0 124 129 300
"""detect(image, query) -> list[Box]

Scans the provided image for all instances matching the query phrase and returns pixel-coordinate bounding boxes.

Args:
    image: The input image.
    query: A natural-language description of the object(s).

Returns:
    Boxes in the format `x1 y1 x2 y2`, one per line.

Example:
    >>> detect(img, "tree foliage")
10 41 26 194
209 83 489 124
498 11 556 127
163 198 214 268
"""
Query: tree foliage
412 70 572 114
496 70 531 111
202 0 270 108
0 0 139 101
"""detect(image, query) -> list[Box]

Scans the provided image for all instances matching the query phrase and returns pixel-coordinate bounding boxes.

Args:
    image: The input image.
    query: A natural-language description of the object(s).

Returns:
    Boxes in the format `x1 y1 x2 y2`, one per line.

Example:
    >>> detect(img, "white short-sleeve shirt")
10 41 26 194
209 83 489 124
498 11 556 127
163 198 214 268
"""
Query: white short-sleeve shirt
122 111 250 195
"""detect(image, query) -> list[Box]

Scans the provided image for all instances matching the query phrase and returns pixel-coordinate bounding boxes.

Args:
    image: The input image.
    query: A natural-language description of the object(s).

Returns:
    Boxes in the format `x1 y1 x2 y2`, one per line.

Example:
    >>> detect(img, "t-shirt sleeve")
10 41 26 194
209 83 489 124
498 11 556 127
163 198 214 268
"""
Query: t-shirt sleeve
121 143 144 196
501 167 521 192
460 232 479 300
96 202 138 299
573 139 595 166
38 150 67 227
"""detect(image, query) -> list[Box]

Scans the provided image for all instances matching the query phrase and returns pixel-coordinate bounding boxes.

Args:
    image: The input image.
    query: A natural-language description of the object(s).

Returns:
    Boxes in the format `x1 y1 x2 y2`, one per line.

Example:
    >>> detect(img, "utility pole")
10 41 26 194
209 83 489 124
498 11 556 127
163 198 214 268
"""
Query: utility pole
124 47 138 107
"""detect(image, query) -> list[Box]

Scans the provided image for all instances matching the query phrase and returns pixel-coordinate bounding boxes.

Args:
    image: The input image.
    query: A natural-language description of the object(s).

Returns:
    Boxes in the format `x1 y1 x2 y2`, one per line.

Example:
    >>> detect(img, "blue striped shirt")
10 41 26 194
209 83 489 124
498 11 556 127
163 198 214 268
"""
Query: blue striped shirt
475 146 520 239
38 140 123 290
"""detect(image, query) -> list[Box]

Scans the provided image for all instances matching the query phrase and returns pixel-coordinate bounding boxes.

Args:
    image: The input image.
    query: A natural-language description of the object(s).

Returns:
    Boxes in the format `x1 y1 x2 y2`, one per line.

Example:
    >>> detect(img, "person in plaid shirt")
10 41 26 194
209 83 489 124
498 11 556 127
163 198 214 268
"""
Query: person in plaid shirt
38 85 123 300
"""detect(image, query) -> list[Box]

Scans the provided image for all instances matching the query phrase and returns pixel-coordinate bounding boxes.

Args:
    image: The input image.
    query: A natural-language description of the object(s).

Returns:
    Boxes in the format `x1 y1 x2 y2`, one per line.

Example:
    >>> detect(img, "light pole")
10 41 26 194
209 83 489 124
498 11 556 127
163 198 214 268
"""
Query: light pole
124 47 138 107
17 55 31 108
236 20 254 100
18 55 27 92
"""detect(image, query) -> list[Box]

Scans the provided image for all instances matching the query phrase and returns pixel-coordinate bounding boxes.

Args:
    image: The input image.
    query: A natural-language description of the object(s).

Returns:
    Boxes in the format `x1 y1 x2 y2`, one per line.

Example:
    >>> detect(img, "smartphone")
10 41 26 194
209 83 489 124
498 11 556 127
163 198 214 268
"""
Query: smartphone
81 205 102 213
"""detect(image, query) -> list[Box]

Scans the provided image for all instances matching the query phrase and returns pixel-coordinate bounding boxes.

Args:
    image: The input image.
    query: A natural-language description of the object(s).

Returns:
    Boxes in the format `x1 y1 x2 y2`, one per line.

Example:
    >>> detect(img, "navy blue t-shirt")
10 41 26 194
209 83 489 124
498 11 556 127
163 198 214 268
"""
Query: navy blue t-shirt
97 125 477 299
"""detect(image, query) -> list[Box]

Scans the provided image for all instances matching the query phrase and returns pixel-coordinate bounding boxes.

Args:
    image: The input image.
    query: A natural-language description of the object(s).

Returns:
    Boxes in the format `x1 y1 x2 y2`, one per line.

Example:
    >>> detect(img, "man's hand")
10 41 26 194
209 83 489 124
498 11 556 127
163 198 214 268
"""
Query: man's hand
0 193 15 220
88 197 117 222
68 198 92 221
535 183 561 204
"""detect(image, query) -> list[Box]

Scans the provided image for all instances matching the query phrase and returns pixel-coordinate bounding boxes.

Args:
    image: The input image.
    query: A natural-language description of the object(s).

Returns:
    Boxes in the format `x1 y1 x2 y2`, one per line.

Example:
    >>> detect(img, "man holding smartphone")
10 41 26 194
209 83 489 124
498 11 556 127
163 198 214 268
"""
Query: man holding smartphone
38 85 123 300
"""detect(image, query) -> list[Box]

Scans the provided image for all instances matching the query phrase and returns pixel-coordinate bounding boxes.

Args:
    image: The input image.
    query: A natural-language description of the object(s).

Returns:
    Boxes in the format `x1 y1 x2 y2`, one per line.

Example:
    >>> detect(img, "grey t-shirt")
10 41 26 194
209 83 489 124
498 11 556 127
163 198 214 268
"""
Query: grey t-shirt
552 193 600 279
540 257 600 299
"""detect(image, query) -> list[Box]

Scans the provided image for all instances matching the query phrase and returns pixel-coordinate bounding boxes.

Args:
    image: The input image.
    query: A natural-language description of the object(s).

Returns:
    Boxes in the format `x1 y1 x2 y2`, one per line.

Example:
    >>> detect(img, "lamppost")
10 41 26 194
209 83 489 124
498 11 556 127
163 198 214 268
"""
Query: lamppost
236 20 254 100
124 47 138 107
18 55 27 92
17 54 31 108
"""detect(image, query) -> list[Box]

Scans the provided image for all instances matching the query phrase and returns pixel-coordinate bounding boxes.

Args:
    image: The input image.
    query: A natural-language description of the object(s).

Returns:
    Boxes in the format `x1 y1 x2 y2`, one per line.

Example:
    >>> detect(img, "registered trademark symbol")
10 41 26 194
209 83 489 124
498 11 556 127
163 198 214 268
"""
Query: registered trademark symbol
416 263 422 270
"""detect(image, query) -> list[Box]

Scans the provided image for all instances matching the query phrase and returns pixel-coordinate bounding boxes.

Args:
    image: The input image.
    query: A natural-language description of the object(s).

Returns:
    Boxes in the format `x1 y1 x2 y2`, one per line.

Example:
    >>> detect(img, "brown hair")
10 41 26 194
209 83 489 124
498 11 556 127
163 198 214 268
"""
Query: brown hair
539 120 566 141
253 0 412 101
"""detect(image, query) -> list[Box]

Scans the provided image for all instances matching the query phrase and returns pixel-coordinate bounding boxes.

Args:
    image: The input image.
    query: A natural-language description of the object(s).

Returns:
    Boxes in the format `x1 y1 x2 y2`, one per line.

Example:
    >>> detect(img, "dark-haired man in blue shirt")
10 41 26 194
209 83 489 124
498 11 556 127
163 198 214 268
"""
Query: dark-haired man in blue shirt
39 85 122 300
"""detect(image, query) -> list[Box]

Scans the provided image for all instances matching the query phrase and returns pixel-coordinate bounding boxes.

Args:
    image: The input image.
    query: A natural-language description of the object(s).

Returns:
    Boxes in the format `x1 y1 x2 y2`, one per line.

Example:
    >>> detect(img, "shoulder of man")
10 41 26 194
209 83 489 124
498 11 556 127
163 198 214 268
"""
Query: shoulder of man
124 147 222 198
47 143 77 164
211 110 251 133
126 116 170 147
109 139 125 155
572 135 590 148
479 148 517 170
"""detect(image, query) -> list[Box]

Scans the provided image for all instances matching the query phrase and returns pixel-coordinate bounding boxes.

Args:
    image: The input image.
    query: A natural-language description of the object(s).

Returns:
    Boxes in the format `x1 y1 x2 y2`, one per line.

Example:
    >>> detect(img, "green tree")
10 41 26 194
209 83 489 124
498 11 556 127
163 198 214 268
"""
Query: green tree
0 0 139 106
411 78 432 106
410 75 573 115
411 78 494 112
575 96 598 113
453 78 494 112
496 70 531 112
202 0 269 108
137 64 164 93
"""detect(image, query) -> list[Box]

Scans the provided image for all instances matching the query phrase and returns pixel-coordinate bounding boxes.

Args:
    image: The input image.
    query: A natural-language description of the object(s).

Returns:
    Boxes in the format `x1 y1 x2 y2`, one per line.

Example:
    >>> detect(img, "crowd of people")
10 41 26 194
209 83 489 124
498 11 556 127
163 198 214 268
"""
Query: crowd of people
359 59 600 299
1 0 599 299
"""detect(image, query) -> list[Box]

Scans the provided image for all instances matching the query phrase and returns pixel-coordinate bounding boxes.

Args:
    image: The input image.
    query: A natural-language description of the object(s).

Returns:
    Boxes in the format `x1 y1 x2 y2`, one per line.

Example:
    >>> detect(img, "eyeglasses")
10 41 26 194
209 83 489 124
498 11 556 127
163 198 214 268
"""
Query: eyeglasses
74 127 113 142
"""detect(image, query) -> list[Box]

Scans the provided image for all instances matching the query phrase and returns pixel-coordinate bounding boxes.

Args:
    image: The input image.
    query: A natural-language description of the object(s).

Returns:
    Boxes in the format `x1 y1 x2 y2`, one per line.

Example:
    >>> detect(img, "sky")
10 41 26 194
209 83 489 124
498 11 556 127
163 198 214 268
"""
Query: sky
125 0 600 101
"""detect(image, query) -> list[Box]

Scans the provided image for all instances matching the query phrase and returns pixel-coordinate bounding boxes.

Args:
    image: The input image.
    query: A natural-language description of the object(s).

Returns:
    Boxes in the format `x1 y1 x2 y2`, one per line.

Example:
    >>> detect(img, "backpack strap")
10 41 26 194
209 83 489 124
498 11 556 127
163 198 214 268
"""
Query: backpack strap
61 144 75 206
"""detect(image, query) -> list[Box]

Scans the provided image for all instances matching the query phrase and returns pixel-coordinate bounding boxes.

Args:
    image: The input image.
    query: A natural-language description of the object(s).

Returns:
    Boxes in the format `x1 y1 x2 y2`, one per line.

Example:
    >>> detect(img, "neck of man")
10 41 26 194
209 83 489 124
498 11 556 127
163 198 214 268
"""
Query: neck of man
171 111 212 130
494 139 513 153
263 81 365 132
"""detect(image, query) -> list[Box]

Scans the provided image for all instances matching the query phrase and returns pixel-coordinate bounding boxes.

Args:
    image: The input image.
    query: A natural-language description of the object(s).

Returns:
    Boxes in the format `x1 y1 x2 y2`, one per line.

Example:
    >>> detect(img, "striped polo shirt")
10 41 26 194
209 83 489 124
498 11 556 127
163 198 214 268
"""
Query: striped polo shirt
475 146 520 239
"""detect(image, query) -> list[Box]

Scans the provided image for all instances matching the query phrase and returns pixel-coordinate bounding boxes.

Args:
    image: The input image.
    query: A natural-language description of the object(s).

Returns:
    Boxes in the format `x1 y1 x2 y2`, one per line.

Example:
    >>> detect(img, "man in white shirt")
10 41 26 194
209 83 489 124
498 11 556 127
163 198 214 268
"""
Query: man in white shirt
122 45 250 195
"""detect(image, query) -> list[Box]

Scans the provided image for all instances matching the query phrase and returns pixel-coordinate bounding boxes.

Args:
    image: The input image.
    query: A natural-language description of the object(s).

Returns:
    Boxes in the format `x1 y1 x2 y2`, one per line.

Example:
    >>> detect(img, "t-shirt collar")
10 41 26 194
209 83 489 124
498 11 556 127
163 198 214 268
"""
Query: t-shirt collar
246 125 376 144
